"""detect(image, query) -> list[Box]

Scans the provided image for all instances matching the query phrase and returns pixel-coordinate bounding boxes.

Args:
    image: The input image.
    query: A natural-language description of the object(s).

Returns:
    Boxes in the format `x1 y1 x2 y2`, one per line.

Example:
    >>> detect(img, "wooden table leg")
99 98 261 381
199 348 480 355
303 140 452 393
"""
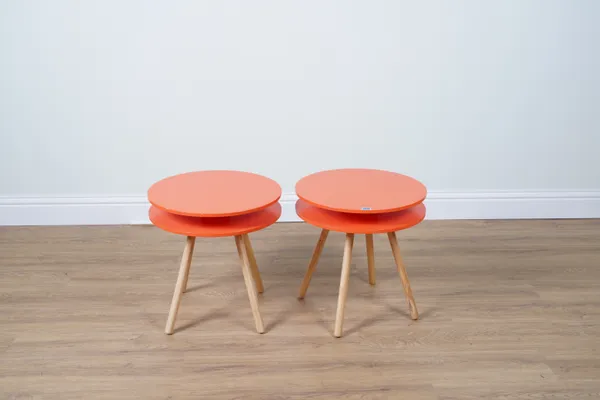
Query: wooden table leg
387 231 419 320
181 237 196 293
334 233 354 338
298 229 329 299
366 233 375 285
165 236 195 334
235 235 265 334
242 234 264 293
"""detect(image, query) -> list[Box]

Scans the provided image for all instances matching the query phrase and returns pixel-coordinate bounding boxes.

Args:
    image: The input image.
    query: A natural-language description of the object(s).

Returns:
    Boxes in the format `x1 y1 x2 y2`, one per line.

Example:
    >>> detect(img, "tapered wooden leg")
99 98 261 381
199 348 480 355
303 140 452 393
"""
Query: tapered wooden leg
334 233 354 338
181 237 196 293
366 234 375 285
387 231 419 320
298 229 329 299
165 236 195 334
235 235 265 334
242 234 264 293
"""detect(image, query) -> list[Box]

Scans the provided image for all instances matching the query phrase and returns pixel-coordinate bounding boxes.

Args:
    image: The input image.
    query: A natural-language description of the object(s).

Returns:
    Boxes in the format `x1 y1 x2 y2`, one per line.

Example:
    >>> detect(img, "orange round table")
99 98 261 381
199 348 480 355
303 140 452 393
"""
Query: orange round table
148 171 282 335
296 168 426 214
149 170 281 217
295 169 426 337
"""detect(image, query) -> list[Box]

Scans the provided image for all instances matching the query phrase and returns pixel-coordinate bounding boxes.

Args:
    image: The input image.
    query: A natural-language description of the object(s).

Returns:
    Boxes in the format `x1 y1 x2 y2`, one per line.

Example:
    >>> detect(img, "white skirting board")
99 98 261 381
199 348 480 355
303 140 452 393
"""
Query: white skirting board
0 191 599 226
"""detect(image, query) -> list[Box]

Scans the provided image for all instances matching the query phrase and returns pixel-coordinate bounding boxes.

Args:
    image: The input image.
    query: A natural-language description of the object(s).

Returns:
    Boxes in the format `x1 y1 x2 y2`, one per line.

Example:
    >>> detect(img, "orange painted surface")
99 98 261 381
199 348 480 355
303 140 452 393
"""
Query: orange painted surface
148 171 281 217
296 199 425 234
149 203 281 237
296 169 426 214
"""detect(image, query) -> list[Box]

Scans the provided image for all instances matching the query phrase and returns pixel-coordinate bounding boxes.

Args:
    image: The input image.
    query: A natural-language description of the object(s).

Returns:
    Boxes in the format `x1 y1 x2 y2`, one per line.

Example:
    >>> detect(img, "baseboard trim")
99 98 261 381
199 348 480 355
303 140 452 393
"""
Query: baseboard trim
1 191 599 226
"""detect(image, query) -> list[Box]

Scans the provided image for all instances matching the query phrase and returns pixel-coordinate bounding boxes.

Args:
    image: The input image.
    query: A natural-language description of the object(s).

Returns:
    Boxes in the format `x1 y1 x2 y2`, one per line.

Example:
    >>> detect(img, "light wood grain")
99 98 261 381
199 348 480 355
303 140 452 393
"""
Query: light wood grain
235 235 265 333
298 228 329 299
1 220 599 399
388 231 419 320
334 233 355 338
181 236 196 293
366 233 375 285
243 234 264 293
165 235 195 334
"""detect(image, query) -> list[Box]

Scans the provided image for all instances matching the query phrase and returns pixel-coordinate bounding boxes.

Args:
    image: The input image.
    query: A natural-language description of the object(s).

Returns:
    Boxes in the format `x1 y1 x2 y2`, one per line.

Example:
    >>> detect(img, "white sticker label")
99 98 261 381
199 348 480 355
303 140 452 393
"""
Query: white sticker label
361 207 371 211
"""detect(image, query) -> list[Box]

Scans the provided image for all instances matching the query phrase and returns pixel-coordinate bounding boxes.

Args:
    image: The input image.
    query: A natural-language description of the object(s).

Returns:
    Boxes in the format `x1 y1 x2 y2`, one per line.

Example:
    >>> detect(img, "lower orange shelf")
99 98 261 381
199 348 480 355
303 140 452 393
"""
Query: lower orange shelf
295 199 425 234
149 203 281 237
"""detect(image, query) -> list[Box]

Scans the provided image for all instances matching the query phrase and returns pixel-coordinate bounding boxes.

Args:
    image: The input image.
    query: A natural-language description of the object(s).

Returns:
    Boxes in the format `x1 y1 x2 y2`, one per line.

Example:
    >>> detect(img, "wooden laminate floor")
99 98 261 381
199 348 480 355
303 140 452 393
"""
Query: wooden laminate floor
1 220 599 399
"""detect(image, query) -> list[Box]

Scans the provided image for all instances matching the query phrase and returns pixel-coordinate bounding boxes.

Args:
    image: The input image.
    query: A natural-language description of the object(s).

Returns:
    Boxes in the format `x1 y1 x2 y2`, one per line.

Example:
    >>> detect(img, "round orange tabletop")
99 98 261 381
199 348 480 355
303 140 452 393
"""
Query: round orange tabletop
296 169 426 214
296 199 425 234
148 171 281 218
149 203 282 237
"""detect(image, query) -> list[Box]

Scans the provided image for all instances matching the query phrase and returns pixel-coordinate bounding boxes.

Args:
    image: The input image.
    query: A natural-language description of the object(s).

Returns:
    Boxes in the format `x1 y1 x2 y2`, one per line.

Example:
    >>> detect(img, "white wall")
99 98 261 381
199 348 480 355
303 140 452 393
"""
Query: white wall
1 1 599 224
